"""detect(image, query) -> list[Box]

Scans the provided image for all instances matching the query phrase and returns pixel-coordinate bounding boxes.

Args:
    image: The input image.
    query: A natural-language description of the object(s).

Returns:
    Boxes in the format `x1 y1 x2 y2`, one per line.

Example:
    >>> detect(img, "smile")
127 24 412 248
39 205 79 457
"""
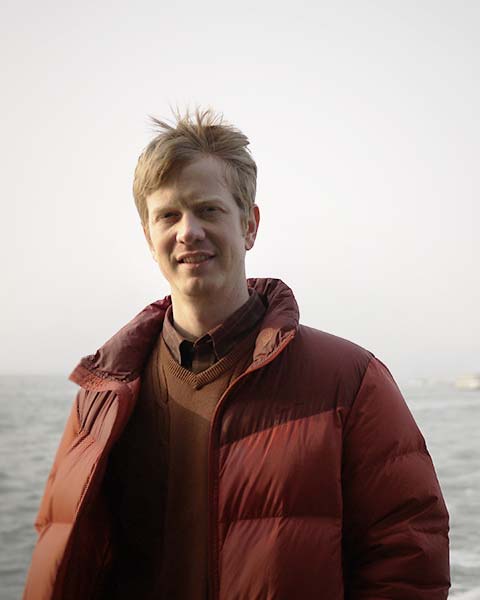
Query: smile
178 253 214 264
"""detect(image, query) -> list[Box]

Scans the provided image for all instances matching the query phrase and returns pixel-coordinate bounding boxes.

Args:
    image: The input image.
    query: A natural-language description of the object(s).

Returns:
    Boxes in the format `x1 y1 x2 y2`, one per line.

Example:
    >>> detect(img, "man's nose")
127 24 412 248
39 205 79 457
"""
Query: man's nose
176 212 206 244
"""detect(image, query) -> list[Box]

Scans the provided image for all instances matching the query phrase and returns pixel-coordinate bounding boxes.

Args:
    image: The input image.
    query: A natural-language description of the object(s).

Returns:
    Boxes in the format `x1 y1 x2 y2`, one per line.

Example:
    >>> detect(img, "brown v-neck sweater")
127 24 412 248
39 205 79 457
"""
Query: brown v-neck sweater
155 327 259 599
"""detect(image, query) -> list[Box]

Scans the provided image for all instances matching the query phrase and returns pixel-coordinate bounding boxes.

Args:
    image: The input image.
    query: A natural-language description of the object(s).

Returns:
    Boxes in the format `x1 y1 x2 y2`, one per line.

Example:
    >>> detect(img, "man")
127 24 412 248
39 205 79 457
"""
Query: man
24 109 450 599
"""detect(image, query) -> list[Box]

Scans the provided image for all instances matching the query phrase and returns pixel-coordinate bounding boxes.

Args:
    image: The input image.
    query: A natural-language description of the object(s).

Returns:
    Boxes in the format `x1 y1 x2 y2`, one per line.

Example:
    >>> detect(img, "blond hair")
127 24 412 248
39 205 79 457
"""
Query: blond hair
133 108 257 226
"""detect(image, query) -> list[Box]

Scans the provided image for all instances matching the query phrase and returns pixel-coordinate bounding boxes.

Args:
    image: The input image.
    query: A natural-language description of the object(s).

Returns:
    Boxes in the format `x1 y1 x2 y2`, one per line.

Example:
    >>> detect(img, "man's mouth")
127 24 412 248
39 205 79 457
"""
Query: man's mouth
177 253 214 264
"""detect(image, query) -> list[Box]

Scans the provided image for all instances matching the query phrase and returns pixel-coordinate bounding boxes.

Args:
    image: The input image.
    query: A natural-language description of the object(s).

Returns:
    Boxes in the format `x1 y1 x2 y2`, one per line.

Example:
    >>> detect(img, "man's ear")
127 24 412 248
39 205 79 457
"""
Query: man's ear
245 204 260 251
143 223 157 262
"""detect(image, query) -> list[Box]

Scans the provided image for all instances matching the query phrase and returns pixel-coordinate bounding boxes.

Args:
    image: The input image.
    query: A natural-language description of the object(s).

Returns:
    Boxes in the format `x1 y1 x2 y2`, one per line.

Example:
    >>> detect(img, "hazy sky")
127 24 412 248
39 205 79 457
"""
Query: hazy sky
1 1 478 382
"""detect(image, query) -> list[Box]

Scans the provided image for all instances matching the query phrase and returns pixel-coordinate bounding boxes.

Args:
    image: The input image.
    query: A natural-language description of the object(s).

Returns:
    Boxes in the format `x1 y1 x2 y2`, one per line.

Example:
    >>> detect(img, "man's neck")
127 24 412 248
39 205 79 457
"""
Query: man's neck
170 286 250 340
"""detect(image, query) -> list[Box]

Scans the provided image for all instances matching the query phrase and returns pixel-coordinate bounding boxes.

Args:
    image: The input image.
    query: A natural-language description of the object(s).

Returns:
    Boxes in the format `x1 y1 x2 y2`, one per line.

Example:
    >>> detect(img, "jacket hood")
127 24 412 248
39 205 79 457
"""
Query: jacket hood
70 278 299 389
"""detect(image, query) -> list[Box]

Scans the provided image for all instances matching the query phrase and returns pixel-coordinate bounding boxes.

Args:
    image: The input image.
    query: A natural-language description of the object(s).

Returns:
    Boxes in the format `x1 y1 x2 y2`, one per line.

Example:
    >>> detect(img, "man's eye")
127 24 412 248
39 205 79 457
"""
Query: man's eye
159 212 177 220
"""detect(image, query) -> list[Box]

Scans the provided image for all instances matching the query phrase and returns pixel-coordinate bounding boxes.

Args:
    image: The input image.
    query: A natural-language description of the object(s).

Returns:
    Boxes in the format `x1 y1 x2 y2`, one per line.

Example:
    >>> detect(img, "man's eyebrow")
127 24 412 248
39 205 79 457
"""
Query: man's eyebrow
149 197 224 215
176 196 228 209
150 205 174 215
194 197 225 205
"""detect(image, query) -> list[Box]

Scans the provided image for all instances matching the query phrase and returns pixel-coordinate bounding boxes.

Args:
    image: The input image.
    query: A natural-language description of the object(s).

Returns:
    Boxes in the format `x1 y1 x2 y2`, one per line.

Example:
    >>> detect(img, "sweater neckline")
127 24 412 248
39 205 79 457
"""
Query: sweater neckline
160 327 258 391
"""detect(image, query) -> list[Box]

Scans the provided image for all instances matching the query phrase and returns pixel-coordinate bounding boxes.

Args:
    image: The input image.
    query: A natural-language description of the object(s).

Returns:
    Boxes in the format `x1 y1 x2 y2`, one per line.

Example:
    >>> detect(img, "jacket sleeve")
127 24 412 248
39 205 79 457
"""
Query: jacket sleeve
33 392 81 533
341 357 450 599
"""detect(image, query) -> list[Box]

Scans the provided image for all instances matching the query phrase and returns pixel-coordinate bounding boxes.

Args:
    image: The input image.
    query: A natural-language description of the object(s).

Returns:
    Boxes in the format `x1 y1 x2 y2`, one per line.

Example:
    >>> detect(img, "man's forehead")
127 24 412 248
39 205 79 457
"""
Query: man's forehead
171 155 229 188
150 156 232 204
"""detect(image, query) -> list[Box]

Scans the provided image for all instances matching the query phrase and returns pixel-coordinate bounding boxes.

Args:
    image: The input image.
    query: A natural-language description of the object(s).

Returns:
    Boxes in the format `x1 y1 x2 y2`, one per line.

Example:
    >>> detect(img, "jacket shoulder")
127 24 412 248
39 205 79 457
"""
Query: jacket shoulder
277 325 374 411
295 324 373 373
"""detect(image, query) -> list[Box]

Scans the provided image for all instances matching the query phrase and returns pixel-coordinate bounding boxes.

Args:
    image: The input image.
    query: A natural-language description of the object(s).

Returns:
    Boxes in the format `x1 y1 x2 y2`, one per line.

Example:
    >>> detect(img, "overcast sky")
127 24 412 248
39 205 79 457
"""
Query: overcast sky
1 0 478 383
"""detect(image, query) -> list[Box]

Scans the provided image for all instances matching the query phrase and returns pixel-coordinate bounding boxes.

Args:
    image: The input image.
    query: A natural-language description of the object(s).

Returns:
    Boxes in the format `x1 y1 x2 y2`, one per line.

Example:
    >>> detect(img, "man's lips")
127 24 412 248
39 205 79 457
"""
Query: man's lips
176 252 215 264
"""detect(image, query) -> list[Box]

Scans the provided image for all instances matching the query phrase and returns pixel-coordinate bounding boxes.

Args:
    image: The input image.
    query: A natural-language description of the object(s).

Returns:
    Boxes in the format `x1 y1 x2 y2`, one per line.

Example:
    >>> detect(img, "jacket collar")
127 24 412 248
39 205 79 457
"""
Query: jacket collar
70 278 299 389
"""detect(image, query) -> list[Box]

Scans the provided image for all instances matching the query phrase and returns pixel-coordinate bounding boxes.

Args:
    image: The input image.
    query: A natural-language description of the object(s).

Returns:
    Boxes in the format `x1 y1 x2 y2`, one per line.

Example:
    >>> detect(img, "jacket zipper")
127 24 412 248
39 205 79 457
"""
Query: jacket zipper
206 331 296 600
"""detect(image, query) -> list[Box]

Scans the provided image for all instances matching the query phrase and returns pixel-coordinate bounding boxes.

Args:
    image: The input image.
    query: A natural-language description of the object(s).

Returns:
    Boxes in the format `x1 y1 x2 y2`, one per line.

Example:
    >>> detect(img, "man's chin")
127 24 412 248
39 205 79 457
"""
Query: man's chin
177 278 218 300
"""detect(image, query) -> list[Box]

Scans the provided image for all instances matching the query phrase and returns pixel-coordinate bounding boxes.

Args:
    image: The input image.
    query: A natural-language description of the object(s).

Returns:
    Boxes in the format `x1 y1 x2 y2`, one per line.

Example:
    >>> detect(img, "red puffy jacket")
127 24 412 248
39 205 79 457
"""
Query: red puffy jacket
23 278 450 599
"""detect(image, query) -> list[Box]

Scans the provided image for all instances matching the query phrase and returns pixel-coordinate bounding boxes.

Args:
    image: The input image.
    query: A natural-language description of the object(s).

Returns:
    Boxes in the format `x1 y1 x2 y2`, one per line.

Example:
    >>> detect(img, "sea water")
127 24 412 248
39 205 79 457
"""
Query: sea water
0 375 479 598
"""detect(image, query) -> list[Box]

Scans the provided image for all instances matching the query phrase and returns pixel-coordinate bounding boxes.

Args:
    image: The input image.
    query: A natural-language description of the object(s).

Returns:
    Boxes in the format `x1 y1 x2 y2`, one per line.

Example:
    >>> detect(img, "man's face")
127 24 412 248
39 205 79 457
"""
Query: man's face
144 155 259 305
